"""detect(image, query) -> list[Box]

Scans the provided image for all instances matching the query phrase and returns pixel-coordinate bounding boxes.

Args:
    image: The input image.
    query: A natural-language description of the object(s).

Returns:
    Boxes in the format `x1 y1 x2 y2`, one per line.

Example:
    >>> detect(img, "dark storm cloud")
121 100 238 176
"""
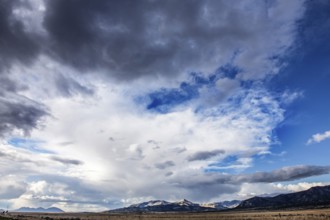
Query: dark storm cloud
216 165 330 184
155 160 175 170
187 150 225 161
51 156 83 166
0 91 48 136
0 0 40 72
0 77 24 92
175 165 330 188
240 165 330 183
43 0 260 81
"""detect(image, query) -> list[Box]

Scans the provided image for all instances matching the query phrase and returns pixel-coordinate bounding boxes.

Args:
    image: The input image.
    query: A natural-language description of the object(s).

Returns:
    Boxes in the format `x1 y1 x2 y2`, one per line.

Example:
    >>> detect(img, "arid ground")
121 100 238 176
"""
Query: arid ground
2 209 330 220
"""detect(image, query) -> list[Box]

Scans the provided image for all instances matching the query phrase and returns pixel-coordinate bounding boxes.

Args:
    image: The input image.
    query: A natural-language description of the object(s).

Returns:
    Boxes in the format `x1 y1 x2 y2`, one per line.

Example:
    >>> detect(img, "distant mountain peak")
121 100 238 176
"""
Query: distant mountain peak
15 207 64 213
175 199 195 206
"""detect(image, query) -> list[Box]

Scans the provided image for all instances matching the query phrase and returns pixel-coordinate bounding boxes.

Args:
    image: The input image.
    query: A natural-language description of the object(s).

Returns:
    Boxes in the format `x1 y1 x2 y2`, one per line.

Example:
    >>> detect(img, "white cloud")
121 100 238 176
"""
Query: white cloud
281 90 304 105
307 130 330 144
10 78 285 209
0 71 288 210
273 182 329 192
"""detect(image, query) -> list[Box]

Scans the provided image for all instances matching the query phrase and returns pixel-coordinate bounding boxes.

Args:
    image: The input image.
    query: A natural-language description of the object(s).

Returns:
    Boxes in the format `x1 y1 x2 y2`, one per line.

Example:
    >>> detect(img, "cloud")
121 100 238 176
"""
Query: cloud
54 73 94 97
51 156 83 166
176 165 330 186
155 161 175 170
234 165 330 183
0 0 40 72
307 130 330 144
187 150 225 161
230 181 330 201
0 0 304 135
3 81 283 207
0 91 48 137
0 176 27 200
10 177 116 212
273 182 330 193
0 0 303 82
170 165 330 201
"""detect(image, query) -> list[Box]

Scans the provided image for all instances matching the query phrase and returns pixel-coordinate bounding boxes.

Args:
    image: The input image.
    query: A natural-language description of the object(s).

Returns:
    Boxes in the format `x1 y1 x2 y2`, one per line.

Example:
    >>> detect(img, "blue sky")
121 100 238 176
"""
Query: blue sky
268 0 330 170
0 0 330 212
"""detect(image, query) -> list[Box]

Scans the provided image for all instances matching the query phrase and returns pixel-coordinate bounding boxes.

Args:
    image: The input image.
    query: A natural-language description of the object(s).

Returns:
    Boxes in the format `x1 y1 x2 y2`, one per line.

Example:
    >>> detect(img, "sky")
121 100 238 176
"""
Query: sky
0 0 330 212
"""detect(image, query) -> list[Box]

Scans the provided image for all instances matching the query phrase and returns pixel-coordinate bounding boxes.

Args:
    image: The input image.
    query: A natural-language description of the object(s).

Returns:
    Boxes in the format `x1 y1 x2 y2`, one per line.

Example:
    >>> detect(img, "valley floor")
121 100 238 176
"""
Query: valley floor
3 209 330 220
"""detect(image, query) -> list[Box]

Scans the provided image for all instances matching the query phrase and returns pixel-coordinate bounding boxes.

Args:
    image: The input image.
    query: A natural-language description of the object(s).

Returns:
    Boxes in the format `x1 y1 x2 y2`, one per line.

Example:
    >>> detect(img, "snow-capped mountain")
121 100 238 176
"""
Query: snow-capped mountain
129 200 170 208
110 199 215 213
173 199 198 207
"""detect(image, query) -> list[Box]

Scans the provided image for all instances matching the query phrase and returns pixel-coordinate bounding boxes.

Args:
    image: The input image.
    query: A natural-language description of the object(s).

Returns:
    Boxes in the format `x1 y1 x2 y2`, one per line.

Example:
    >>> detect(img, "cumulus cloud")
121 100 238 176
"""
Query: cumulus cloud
273 182 330 193
307 130 330 144
3 80 283 207
13 79 308 207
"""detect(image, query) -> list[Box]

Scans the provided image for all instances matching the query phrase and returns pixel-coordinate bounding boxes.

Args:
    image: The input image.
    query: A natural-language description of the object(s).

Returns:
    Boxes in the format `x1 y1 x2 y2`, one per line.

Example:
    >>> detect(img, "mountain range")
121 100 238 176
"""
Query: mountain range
109 185 330 213
109 199 241 213
14 207 64 213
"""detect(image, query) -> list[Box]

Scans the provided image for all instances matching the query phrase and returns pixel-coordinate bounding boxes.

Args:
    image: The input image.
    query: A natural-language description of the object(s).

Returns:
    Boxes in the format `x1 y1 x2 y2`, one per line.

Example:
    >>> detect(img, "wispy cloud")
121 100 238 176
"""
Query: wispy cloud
187 150 225 162
51 156 83 166
307 130 330 144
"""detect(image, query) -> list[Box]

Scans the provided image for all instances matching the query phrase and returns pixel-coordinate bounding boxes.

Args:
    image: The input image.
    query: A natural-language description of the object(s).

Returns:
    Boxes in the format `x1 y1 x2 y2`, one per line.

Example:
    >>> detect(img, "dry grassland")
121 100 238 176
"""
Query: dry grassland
3 209 330 220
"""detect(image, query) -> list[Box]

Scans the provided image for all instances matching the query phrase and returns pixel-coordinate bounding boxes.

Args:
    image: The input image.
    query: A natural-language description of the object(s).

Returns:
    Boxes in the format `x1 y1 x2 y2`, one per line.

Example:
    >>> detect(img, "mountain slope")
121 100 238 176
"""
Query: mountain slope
238 185 330 209
15 207 64 213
